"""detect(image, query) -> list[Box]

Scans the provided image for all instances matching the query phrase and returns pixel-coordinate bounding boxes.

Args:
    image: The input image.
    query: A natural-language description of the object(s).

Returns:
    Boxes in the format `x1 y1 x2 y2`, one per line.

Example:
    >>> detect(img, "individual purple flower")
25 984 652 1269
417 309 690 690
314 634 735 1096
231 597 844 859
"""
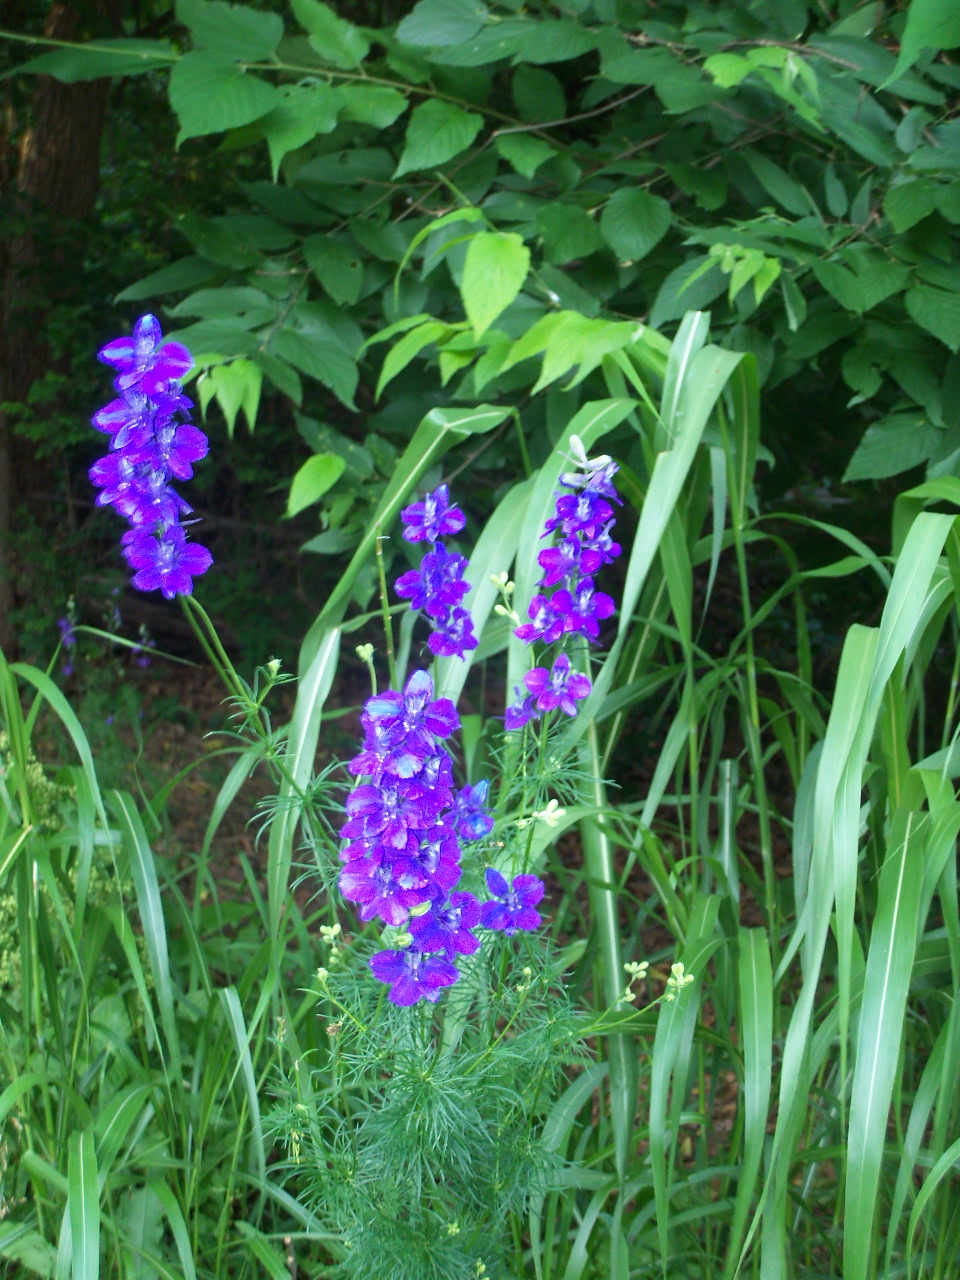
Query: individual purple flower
480 868 545 936
537 537 602 588
401 484 466 544
453 780 494 841
121 525 212 600
427 605 478 659
58 616 77 677
514 594 568 646
395 542 470 615
370 945 459 1005
364 669 460 751
99 313 192 393
129 420 209 482
392 822 463 896
553 578 615 641
504 688 540 732
544 490 615 541
341 780 440 849
410 890 481 958
524 653 591 717
340 861 424 925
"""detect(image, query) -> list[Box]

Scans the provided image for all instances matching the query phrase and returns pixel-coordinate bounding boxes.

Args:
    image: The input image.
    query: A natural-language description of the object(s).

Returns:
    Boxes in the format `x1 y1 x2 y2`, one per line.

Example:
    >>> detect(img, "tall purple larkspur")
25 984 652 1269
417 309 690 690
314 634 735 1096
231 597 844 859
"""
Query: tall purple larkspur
91 314 211 599
395 484 478 660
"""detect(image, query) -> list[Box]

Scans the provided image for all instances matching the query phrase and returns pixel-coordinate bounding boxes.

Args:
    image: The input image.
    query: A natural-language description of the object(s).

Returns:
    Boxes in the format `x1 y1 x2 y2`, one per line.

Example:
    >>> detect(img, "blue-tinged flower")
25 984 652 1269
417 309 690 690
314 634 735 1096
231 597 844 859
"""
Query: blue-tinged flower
537 536 601 588
342 781 439 848
395 541 470 615
410 890 481 958
129 420 209 482
454 780 494 841
553 578 615 641
515 593 567 646
364 669 460 749
524 652 591 717
480 868 545 935
370 945 459 1005
427 605 478 659
340 861 424 926
99 313 192 394
504 688 540 731
121 525 212 600
58 616 77 676
392 821 463 896
544 490 614 541
401 484 466 544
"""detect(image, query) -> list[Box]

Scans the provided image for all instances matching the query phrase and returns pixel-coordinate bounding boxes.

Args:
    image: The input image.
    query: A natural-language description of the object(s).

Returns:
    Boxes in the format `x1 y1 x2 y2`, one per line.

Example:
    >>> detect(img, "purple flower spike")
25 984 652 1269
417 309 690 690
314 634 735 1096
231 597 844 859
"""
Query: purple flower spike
454 780 494 841
92 314 211 599
480 868 545 936
401 484 466 544
428 605 478 659
515 594 567 646
524 653 591 717
370 945 460 1005
121 525 212 600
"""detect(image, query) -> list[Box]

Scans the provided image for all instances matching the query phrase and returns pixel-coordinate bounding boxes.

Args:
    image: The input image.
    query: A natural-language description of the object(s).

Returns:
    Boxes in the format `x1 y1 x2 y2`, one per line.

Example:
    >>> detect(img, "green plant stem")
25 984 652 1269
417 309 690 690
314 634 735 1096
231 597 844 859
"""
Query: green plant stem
375 528 398 690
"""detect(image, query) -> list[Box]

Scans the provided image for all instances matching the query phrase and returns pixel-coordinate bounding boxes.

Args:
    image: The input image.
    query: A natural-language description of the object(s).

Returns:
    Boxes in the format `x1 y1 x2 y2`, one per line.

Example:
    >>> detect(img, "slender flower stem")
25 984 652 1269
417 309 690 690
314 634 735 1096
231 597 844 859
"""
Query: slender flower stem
375 526 398 690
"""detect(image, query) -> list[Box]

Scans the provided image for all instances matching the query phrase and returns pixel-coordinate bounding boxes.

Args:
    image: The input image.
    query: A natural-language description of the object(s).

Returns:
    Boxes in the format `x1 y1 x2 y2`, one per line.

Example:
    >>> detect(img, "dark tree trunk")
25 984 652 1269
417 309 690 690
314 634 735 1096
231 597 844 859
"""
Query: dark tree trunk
0 1 117 655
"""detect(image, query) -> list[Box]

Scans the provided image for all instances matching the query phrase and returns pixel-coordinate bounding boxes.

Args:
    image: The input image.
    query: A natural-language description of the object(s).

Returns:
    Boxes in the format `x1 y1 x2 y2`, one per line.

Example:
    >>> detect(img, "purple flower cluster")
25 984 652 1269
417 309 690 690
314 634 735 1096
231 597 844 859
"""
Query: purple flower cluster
91 314 211 599
395 485 478 660
338 668 544 1005
506 442 622 730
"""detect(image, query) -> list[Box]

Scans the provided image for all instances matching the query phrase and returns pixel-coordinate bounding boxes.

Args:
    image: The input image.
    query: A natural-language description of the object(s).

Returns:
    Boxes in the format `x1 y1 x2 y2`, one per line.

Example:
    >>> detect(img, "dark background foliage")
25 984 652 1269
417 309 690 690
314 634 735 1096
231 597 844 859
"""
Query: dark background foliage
1 0 958 666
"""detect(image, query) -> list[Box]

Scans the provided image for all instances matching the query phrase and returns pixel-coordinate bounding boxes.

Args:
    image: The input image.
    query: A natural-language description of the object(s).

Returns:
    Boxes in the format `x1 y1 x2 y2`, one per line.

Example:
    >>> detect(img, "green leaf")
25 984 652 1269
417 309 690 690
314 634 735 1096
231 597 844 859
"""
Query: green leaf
115 256 220 302
742 149 810 215
884 179 939 232
272 330 358 407
843 412 940 481
291 0 370 67
397 0 489 47
0 1226 58 1277
339 85 408 127
394 99 483 176
512 65 565 121
537 203 604 264
177 0 283 60
495 134 555 177
810 250 909 314
3 38 175 82
287 453 347 517
207 359 262 435
649 260 727 328
304 235 364 306
169 52 278 144
600 188 671 262
704 52 752 88
426 21 530 65
888 0 960 82
260 83 342 179
514 20 596 64
461 232 530 337
905 284 960 351
256 351 302 403
67 1131 98 1280
376 320 452 397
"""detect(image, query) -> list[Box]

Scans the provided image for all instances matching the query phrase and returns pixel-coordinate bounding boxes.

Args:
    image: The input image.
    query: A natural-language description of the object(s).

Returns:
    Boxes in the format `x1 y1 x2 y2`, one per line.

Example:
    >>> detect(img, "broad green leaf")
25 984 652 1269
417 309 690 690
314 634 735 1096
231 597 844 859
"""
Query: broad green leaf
0 1227 58 1277
256 351 302 404
169 52 278 144
426 21 530 65
272 330 358 407
376 320 453 397
67 1131 98 1280
704 52 752 87
461 231 530 336
810 250 909 313
394 99 483 176
339 85 408 127
514 20 596 64
649 260 726 327
291 0 370 67
888 0 960 81
304 235 364 306
885 179 939 231
600 188 671 262
207 358 262 435
397 0 489 47
843 412 940 481
236 1224 290 1280
742 149 809 215
3 39 175 82
905 284 960 351
495 134 555 177
115 256 220 302
512 64 565 120
286 453 346 517
177 0 282 59
537 203 604 264
260 84 342 179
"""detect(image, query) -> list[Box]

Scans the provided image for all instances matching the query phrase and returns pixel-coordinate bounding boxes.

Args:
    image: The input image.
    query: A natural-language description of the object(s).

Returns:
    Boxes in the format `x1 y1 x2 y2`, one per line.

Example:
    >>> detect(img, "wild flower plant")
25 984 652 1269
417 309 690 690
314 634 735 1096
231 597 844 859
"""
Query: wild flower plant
91 314 211 598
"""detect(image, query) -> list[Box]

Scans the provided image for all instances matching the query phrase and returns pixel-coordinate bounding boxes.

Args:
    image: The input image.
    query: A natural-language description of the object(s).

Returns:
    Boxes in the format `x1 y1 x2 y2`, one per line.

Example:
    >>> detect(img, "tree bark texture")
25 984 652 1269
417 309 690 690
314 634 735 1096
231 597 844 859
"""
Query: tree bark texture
0 1 117 654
